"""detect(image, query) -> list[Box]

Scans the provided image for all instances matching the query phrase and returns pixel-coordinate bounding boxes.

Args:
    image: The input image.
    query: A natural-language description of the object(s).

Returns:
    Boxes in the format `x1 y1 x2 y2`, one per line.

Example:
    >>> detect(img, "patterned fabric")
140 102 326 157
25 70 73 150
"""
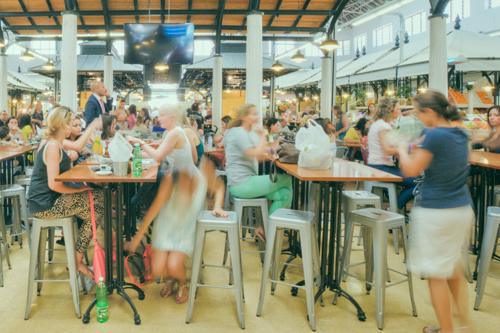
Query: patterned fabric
33 190 105 252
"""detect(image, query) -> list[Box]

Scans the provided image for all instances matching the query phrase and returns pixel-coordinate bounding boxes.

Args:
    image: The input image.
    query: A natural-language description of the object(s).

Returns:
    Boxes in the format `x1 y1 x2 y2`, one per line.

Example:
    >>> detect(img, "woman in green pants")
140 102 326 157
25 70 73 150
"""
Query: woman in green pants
223 104 293 239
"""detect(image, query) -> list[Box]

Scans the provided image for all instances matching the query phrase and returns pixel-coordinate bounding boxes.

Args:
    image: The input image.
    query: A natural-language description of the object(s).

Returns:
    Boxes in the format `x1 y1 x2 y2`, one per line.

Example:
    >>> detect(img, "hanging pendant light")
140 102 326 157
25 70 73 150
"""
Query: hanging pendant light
154 63 169 72
319 38 339 52
271 61 284 72
20 49 34 61
43 59 55 71
291 50 306 63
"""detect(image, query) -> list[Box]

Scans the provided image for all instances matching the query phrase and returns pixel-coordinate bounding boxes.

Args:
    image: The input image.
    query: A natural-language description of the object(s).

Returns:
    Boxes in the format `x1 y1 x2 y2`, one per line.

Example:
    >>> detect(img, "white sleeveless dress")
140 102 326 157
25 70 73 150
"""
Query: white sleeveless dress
152 127 206 255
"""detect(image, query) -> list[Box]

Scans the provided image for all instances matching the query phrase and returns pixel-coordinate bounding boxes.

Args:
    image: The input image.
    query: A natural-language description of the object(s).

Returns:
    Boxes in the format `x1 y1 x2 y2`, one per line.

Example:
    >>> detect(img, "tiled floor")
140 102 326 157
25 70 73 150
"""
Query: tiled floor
1 228 499 333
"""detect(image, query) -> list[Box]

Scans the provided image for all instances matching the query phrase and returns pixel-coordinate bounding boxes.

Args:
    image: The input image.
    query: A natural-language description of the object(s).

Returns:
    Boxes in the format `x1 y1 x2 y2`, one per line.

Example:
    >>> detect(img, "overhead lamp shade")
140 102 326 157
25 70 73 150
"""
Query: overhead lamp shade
271 61 284 72
154 63 169 72
291 50 306 63
20 50 34 61
43 59 55 71
319 38 339 52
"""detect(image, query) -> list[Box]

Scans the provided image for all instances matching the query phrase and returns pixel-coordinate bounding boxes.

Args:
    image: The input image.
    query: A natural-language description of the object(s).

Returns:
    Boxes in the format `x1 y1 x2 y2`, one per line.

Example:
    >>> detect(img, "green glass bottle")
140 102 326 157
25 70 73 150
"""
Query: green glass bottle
95 277 109 323
132 143 143 177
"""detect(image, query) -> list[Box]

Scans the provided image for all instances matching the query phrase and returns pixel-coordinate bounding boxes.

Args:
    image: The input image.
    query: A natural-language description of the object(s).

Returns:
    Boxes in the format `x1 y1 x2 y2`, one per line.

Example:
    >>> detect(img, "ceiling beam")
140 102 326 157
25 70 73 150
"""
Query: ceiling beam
161 0 166 23
7 24 325 33
16 35 316 42
74 0 89 32
430 0 450 15
215 0 226 54
64 0 76 11
133 0 139 23
101 0 111 31
0 9 333 17
44 0 60 26
292 0 312 28
326 0 351 36
267 0 283 28
186 0 193 22
17 0 43 33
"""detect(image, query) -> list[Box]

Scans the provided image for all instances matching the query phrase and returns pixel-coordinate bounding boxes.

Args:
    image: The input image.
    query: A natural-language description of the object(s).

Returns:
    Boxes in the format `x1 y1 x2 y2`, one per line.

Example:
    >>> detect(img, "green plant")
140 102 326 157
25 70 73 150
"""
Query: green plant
397 85 411 99
351 86 367 106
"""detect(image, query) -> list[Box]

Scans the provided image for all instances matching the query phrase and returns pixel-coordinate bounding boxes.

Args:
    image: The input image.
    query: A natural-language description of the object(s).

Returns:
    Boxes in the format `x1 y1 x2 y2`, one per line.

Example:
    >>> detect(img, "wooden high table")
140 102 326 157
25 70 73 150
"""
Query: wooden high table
0 145 36 185
469 151 500 279
276 159 402 322
56 162 158 325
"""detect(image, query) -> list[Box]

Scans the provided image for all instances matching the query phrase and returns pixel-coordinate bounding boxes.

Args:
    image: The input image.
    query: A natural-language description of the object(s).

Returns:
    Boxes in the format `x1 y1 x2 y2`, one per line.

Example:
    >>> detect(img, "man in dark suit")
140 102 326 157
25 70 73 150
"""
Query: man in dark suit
84 80 113 126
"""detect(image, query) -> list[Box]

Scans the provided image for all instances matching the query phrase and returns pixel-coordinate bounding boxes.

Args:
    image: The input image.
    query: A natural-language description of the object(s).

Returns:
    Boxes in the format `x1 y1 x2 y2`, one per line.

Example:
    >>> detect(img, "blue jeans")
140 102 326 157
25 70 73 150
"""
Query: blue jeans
368 164 416 209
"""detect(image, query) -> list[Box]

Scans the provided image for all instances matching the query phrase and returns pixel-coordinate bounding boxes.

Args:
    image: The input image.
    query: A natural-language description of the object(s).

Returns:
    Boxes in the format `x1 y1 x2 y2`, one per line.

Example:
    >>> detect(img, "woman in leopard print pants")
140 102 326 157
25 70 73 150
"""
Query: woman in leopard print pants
28 106 105 278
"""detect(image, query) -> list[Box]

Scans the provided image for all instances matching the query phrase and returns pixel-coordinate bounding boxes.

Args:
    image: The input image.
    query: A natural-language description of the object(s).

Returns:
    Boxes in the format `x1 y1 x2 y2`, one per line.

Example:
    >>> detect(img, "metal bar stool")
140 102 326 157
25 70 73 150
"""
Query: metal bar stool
256 209 320 331
364 181 401 254
0 198 12 280
339 208 417 330
186 211 245 329
341 191 383 286
474 206 500 310
1 184 27 248
25 217 82 320
224 197 268 264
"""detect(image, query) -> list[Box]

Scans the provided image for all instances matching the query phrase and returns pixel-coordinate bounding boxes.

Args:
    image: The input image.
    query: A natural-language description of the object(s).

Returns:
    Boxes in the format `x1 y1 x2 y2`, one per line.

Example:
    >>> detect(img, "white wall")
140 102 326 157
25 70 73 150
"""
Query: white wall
334 0 500 62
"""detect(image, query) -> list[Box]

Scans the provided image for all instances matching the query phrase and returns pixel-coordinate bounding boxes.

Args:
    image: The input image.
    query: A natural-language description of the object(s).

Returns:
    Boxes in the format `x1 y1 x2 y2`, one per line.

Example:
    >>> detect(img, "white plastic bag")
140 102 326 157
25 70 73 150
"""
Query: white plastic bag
295 119 332 169
108 132 132 162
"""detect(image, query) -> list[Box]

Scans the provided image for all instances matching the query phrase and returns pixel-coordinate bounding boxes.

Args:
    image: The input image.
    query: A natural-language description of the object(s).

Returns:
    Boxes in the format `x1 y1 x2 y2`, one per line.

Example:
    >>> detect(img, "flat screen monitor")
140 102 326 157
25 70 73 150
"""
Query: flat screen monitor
124 23 194 65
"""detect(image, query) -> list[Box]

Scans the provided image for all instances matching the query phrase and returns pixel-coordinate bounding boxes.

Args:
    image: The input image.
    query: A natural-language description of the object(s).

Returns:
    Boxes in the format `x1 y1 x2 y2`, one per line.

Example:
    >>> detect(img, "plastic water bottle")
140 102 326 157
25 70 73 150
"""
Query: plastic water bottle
207 135 213 149
96 277 109 323
132 143 143 177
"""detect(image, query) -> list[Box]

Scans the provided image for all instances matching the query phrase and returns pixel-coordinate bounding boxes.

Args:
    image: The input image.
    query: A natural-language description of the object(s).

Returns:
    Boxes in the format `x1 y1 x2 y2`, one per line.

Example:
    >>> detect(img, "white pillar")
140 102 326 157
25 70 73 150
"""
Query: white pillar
332 50 337 110
320 54 333 119
0 54 8 112
60 11 78 112
246 12 263 123
429 15 448 95
212 55 223 129
104 54 113 96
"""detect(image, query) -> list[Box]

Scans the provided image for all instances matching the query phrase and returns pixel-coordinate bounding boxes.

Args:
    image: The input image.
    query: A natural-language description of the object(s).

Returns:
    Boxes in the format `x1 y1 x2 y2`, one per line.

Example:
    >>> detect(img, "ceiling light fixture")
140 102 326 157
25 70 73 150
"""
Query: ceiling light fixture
319 38 339 52
271 61 284 72
291 50 306 63
20 49 34 61
43 59 55 71
154 63 169 72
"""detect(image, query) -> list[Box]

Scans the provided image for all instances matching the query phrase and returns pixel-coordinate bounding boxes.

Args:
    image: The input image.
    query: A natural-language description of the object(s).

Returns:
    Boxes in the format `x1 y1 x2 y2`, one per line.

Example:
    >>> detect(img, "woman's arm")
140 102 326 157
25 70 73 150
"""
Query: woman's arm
126 175 174 252
336 116 349 136
129 129 180 162
397 145 433 177
183 127 200 163
45 142 89 194
244 131 272 161
63 119 99 152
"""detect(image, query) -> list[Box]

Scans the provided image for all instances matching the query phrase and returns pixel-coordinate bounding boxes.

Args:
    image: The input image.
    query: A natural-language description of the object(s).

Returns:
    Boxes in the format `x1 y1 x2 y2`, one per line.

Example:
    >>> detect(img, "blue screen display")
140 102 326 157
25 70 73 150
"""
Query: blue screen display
124 23 194 65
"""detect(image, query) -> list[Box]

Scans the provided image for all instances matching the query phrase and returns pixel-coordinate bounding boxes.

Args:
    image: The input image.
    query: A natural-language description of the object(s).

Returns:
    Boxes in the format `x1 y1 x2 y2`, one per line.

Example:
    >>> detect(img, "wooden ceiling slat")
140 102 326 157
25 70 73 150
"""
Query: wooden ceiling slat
272 15 297 25
108 0 135 11
4 17 31 25
0 0 22 11
308 0 336 10
190 15 217 25
83 16 106 25
222 15 245 26
50 0 66 11
77 0 102 11
280 0 307 10
259 0 278 10
225 0 250 10
32 17 55 25
138 0 161 10
191 0 218 10
25 0 49 11
112 16 138 24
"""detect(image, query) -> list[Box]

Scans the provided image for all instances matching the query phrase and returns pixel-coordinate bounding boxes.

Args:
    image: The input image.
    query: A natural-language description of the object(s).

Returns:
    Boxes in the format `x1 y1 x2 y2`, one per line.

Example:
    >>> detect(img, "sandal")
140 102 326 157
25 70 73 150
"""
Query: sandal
175 283 189 304
423 326 440 333
160 279 175 298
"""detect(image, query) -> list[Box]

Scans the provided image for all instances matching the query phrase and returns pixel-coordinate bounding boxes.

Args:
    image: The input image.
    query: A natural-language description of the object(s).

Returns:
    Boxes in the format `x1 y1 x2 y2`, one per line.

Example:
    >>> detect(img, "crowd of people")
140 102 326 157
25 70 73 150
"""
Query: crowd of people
5 79 499 333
